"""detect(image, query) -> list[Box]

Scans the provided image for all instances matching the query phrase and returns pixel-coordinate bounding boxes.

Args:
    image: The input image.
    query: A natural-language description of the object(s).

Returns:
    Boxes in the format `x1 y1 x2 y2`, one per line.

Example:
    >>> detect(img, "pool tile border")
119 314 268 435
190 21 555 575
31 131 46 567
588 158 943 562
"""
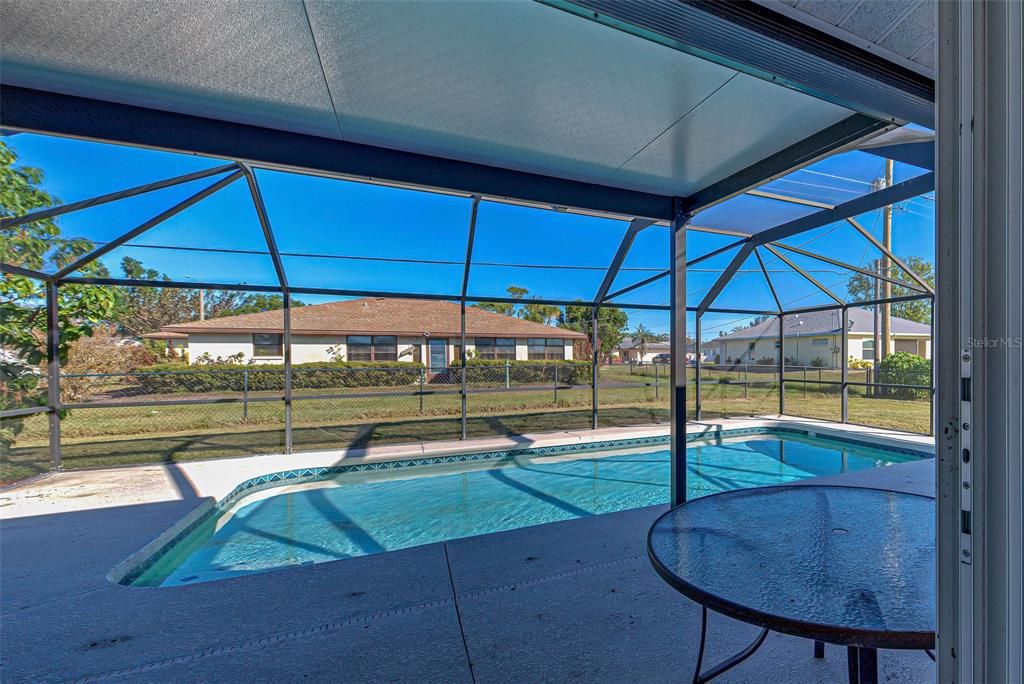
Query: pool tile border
116 428 931 586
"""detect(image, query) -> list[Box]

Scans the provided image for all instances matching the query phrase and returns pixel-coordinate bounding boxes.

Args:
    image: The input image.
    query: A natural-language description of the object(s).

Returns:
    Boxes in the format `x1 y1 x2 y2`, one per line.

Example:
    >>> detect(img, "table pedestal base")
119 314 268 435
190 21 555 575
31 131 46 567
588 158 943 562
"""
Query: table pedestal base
846 646 878 684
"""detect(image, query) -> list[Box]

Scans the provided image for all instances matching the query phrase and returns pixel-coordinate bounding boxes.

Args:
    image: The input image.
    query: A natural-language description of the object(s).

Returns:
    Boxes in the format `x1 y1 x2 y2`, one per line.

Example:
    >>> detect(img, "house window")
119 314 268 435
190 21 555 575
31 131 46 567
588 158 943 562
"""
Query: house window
528 338 565 360
253 333 283 357
812 338 829 346
347 335 397 362
862 339 875 361
475 337 516 360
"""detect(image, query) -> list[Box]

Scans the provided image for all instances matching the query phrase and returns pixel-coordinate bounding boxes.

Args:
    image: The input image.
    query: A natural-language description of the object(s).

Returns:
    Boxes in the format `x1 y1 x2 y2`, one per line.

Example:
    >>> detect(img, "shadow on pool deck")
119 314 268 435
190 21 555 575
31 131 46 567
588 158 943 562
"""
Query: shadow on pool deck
0 461 935 683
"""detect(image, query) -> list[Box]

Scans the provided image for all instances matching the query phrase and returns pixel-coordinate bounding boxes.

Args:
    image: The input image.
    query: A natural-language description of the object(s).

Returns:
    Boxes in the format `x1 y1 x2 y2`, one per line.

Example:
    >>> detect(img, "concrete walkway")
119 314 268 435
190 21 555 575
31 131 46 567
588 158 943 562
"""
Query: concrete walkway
0 420 936 683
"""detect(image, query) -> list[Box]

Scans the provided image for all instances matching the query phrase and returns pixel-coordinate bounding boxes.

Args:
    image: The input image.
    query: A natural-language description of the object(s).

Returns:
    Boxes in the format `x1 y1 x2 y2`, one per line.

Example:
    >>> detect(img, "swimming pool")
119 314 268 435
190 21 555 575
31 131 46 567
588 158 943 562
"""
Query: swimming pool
125 430 929 587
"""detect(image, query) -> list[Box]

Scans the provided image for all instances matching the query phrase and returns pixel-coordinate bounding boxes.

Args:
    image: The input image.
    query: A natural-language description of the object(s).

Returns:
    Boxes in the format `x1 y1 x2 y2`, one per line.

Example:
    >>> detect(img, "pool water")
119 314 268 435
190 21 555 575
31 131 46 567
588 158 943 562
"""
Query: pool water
132 432 926 586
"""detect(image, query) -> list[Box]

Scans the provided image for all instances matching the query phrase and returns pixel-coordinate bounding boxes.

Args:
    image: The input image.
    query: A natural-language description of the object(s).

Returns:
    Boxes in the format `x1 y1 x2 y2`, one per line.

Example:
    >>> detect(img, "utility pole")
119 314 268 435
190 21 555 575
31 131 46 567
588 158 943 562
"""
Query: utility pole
873 259 881 393
880 158 893 360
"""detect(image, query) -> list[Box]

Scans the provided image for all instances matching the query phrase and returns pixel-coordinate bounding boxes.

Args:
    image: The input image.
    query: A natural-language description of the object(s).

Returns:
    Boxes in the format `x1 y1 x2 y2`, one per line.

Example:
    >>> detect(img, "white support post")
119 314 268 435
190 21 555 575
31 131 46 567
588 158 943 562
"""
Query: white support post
283 293 292 454
591 307 599 430
841 306 849 423
46 282 61 469
937 1 1023 682
778 314 785 415
670 203 689 506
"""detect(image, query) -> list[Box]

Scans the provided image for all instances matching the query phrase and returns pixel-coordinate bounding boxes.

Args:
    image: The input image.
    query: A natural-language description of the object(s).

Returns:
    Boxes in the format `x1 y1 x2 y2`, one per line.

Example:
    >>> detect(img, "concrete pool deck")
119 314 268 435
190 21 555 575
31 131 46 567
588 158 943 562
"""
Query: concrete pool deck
0 417 936 683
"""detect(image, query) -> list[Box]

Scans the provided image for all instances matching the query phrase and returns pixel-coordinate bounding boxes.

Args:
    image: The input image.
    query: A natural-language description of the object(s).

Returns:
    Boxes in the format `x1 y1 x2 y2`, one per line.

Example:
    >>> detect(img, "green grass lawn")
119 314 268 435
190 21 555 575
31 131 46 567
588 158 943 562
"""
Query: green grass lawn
2 367 930 484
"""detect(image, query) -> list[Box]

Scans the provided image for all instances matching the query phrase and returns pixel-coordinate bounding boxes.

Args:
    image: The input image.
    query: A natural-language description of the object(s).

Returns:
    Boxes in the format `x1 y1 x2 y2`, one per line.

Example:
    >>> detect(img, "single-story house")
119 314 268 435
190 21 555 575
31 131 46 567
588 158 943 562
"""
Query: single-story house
614 337 670 364
613 337 706 364
144 297 585 372
704 307 931 367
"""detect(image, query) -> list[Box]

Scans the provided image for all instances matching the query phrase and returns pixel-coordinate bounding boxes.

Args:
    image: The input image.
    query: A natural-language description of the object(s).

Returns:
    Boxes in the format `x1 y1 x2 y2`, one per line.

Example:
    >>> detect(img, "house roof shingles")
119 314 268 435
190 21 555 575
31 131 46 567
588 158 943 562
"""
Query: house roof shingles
712 307 930 342
159 297 585 339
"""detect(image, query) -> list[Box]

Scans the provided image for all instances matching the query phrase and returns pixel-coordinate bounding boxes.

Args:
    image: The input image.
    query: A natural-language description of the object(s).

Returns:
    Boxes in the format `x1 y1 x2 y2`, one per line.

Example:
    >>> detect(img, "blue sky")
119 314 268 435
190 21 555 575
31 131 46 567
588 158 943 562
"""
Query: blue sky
6 132 934 339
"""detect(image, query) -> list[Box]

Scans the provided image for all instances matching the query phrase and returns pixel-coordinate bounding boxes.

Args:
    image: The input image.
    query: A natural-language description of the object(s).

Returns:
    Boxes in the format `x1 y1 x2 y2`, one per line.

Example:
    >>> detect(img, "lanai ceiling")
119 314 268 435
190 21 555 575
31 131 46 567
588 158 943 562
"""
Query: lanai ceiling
1 0 861 197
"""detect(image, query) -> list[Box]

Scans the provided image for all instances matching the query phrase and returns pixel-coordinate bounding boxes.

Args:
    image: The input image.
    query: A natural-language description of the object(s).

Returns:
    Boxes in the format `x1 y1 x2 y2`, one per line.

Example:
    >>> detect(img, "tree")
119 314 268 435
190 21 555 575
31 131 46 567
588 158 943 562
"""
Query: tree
0 141 119 366
520 301 560 326
730 314 771 333
559 304 628 361
474 285 527 317
218 294 304 317
848 256 934 324
115 257 204 336
630 323 666 361
115 257 304 335
1 141 119 453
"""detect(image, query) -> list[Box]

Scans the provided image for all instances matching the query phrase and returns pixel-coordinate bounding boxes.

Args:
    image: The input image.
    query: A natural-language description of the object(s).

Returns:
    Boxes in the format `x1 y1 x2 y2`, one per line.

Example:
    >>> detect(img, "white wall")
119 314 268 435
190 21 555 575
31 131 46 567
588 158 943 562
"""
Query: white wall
292 335 342 364
186 334 577 364
848 336 866 361
719 337 780 365
786 335 840 367
187 333 340 364
187 333 258 364
710 333 931 368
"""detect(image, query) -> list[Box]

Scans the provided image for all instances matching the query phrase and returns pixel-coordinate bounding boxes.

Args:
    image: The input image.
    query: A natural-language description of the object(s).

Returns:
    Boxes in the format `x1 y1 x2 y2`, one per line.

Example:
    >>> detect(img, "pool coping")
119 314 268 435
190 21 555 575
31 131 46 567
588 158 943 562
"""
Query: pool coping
109 417 934 587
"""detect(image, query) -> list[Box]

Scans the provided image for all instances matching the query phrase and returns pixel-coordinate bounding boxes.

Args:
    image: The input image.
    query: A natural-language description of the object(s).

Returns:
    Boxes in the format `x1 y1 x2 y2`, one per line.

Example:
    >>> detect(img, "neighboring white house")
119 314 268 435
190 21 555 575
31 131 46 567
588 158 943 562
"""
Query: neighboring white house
614 337 706 364
143 297 584 372
615 337 670 364
704 307 931 367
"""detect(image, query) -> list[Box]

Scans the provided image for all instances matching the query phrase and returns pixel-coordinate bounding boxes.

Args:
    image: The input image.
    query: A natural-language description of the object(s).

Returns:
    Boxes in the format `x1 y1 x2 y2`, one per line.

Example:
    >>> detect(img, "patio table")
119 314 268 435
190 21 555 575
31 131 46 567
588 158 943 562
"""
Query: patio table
647 485 935 684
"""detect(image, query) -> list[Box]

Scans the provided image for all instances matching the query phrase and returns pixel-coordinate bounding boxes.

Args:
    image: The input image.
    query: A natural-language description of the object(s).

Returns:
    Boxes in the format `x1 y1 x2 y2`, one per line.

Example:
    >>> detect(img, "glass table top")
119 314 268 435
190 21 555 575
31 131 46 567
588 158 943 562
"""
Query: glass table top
648 485 935 648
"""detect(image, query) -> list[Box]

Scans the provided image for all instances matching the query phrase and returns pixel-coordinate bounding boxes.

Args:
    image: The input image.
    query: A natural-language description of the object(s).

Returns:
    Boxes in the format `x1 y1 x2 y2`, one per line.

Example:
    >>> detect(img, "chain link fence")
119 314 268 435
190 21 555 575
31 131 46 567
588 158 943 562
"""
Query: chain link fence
2 361 676 477
1 356 932 483
692 361 932 434
696 363 780 419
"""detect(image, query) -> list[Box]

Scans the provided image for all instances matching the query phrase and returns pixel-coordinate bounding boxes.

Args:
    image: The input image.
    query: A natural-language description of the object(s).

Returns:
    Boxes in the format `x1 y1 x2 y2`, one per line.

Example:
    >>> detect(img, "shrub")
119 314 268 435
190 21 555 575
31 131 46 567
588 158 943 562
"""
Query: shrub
848 356 873 370
755 356 776 366
135 361 426 394
0 357 41 455
60 331 156 402
878 351 931 398
193 351 245 365
810 357 827 368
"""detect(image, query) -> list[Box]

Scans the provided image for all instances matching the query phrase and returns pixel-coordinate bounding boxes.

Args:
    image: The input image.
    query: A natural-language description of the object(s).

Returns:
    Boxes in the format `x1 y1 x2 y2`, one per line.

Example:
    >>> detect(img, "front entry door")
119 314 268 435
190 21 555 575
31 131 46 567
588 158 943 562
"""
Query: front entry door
429 338 448 374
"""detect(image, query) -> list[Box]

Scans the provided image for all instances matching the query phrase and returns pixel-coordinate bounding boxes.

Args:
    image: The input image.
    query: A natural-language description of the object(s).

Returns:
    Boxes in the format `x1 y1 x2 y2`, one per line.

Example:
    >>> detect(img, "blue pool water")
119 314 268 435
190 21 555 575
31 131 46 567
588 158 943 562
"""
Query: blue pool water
132 432 926 586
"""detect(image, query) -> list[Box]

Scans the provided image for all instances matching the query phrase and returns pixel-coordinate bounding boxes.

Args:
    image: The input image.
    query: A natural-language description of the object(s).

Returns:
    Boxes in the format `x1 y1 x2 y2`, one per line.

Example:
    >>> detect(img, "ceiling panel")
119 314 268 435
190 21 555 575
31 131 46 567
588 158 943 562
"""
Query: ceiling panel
768 0 935 78
305 0 738 194
0 0 339 138
877 2 935 69
618 74 852 195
